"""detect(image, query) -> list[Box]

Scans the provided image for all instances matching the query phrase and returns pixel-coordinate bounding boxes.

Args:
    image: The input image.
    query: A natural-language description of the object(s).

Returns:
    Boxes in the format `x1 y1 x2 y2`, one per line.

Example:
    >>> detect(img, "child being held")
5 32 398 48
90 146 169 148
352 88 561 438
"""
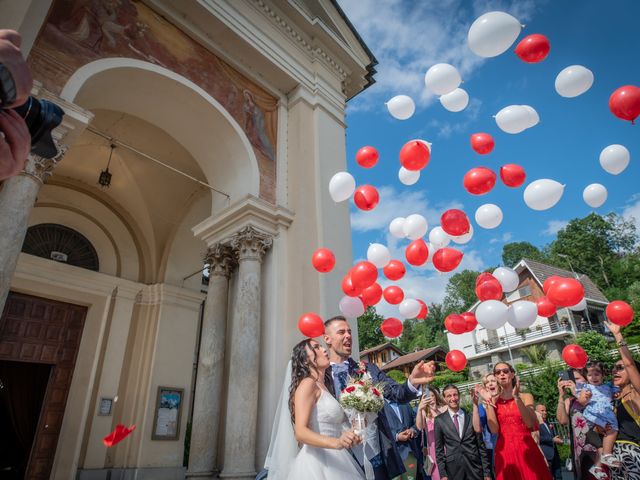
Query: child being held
575 361 620 476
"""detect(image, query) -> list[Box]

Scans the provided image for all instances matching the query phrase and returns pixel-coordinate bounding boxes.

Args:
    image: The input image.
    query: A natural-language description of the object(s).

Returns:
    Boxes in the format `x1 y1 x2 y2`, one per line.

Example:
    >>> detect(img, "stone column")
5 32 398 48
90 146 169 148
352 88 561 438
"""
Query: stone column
220 226 272 480
187 244 237 479
0 151 64 312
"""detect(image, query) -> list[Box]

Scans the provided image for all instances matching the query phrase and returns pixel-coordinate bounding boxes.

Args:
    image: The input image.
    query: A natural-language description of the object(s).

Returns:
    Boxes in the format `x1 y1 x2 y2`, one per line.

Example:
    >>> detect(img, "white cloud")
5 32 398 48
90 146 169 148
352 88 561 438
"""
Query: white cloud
622 194 640 227
338 0 539 112
543 220 568 236
489 232 513 244
350 185 464 234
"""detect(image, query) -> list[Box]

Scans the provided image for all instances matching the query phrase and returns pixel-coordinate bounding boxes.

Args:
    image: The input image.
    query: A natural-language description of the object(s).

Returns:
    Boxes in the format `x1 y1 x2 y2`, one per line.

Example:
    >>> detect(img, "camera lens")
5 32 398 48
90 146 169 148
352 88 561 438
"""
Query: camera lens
12 96 64 159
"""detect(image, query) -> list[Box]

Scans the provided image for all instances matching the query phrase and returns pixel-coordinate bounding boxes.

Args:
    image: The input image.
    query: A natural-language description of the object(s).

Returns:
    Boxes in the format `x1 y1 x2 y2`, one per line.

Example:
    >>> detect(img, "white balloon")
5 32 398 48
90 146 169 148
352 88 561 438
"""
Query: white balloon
476 300 509 330
399 299 421 319
493 267 520 293
339 295 365 318
424 63 462 96
600 144 630 175
403 214 429 240
390 217 407 238
583 184 608 208
523 179 565 211
507 301 538 328
440 88 469 112
426 242 435 263
367 243 391 268
569 298 587 311
429 226 450 249
387 95 416 120
555 65 594 98
399 167 420 185
450 224 474 245
329 171 356 202
468 11 522 58
475 204 503 229
495 105 532 134
521 105 540 128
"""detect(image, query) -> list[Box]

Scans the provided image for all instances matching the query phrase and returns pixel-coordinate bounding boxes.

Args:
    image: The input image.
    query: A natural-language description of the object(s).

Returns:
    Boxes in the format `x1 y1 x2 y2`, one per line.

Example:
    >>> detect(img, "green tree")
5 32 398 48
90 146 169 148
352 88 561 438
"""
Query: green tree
520 362 565 417
575 331 615 369
387 369 407 384
443 269 481 314
396 319 417 352
502 241 546 267
357 307 384 351
522 344 548 365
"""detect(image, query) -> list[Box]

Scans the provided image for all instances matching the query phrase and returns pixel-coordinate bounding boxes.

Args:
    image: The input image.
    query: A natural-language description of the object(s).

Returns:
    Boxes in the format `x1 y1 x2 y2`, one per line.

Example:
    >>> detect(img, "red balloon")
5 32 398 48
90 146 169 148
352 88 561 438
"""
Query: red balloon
405 239 429 266
103 424 136 447
547 278 585 307
463 167 496 195
416 299 428 319
399 140 431 171
606 300 634 327
381 317 403 338
446 350 467 372
356 146 379 168
543 276 563 295
499 164 526 188
514 34 551 63
445 314 467 335
383 259 406 281
351 261 378 289
361 283 383 307
476 272 496 286
536 296 557 318
461 311 478 332
476 278 503 301
433 248 463 273
342 273 362 297
353 185 380 211
441 209 471 236
609 85 640 124
562 344 589 369
470 133 495 155
298 312 325 337
311 248 335 273
383 285 404 305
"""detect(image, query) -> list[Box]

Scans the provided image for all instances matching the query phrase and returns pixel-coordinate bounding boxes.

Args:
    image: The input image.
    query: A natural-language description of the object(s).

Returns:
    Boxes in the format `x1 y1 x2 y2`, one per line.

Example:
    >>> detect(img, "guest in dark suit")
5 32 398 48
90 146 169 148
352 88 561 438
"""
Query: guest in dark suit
323 316 436 480
384 399 424 479
536 404 563 480
434 384 491 480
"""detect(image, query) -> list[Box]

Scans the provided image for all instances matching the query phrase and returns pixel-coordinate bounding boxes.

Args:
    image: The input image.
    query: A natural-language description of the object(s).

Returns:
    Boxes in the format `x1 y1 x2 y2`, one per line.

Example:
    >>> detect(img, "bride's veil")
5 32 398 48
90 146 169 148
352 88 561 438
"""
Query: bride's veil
263 360 298 479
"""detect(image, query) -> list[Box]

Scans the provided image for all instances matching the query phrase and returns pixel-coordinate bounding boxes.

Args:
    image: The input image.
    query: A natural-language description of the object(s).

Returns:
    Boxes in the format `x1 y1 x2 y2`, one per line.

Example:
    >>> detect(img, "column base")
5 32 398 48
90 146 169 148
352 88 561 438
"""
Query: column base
185 470 218 479
218 470 257 480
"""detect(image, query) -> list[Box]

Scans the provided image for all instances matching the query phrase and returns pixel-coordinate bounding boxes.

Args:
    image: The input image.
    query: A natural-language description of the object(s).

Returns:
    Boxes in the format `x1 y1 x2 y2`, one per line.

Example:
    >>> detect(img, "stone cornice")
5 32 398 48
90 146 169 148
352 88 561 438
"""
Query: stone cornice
136 283 205 311
192 195 294 247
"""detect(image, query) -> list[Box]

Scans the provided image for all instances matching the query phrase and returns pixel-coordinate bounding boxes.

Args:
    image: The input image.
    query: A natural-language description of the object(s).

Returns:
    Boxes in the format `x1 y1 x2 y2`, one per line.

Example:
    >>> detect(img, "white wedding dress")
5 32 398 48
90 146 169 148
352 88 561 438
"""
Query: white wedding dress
286 387 365 480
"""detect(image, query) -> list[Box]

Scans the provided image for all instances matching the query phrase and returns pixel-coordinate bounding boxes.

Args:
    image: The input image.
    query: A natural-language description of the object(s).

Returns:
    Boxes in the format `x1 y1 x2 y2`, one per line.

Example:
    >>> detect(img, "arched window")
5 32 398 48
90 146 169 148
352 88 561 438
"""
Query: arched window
22 223 99 272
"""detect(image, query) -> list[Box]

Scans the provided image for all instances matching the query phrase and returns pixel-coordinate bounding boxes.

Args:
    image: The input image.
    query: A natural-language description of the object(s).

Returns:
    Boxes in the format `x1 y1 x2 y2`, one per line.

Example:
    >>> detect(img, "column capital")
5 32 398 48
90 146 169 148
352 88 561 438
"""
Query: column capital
205 243 237 278
231 226 273 263
21 145 67 184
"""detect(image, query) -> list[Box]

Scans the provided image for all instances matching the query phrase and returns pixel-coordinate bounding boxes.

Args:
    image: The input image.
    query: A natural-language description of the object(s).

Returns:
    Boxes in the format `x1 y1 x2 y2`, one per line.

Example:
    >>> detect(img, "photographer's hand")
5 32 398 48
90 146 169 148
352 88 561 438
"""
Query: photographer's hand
0 29 33 107
0 109 30 180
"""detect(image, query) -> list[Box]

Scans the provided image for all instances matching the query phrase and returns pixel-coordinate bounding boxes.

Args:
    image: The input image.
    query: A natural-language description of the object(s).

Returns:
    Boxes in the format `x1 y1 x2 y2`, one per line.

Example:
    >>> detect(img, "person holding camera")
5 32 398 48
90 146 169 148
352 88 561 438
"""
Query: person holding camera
0 29 33 180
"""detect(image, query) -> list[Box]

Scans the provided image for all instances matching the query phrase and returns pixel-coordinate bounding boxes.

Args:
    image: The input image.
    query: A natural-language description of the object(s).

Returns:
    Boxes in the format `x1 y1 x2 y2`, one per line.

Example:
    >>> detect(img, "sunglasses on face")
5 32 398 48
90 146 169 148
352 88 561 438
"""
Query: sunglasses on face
494 368 511 375
613 364 625 372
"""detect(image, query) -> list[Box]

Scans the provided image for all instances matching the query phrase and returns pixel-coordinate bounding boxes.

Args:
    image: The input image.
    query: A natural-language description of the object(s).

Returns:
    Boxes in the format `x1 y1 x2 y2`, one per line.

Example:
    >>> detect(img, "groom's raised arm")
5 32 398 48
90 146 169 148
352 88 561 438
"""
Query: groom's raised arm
366 362 420 404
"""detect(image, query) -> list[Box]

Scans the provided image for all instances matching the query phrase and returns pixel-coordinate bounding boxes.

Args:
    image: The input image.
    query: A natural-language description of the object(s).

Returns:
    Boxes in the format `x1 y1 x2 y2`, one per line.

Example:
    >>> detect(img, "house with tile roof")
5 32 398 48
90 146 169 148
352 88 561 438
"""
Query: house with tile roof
446 258 610 379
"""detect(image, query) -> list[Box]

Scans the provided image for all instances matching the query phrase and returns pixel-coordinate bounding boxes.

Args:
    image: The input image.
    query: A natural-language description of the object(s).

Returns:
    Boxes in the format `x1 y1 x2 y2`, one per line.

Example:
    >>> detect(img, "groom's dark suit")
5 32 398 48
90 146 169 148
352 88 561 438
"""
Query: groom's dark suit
325 358 420 480
434 408 491 480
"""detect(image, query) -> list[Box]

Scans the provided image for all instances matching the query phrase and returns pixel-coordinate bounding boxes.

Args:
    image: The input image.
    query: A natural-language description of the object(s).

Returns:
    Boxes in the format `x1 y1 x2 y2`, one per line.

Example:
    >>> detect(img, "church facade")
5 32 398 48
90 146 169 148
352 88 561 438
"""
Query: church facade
0 1 375 478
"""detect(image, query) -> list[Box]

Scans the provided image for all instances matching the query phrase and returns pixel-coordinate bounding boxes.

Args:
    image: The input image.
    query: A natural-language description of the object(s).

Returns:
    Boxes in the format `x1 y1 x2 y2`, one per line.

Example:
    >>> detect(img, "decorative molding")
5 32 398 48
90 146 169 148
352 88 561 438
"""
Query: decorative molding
231 226 273 263
204 244 237 278
21 149 64 184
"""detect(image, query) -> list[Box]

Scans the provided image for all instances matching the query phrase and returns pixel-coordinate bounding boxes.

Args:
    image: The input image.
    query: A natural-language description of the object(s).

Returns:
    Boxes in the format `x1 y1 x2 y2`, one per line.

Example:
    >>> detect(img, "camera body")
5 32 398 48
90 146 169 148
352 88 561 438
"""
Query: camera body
0 63 64 159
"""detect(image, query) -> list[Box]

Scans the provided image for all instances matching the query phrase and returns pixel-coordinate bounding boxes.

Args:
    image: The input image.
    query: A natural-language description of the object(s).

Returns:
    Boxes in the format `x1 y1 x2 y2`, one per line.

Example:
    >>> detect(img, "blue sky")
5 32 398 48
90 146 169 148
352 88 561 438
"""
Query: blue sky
337 0 640 315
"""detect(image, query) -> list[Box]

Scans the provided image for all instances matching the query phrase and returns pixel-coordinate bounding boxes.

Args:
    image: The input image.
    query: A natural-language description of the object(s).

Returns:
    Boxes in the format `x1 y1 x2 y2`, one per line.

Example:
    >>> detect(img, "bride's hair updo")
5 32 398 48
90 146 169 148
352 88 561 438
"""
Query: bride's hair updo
289 338 318 423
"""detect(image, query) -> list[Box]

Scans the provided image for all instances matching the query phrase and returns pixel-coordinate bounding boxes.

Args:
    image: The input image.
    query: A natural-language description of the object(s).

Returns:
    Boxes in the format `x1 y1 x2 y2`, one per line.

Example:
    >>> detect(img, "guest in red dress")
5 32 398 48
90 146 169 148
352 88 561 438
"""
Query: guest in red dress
478 362 552 480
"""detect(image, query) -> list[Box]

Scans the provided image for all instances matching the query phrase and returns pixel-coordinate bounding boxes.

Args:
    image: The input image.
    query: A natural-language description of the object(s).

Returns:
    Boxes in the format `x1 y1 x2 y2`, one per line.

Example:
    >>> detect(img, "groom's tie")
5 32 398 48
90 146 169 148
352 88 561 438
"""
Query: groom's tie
332 362 350 397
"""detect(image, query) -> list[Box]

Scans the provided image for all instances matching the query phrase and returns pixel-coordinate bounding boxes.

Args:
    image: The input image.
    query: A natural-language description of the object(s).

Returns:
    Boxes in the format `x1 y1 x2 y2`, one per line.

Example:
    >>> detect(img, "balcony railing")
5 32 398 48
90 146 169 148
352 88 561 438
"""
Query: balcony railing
474 322 572 354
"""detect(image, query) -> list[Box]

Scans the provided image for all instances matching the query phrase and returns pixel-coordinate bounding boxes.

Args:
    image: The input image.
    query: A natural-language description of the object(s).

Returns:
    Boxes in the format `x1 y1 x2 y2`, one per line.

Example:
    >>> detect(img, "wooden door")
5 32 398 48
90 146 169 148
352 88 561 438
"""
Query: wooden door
0 291 87 480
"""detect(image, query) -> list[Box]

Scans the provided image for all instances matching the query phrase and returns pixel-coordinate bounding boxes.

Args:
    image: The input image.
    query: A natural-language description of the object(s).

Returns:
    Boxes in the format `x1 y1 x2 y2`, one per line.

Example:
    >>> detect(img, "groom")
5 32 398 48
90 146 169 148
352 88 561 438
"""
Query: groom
323 316 435 480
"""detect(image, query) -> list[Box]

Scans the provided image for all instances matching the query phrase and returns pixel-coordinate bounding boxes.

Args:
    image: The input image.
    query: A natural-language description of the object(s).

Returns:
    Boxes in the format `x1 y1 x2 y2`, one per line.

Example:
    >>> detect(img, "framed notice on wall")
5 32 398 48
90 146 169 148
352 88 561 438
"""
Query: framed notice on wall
152 387 183 440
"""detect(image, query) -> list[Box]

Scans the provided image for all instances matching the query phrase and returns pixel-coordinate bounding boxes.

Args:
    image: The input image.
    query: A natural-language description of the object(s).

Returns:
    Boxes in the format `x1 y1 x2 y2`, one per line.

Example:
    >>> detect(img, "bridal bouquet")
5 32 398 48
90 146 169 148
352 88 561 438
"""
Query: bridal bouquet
339 363 385 480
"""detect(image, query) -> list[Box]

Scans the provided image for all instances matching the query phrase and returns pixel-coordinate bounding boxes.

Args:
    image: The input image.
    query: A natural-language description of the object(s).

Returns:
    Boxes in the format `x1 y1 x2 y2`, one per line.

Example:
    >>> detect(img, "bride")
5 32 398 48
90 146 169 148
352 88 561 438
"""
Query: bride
265 338 365 479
